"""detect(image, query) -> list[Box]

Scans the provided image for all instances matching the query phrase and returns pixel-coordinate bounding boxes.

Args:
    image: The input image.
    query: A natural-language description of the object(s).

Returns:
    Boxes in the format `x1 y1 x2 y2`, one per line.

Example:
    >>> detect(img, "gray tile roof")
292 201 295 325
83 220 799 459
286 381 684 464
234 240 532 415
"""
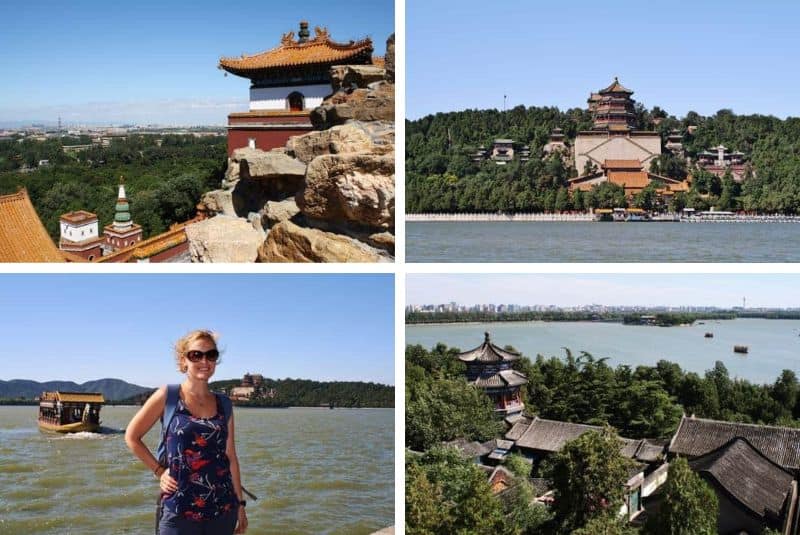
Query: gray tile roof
669 415 800 470
458 332 521 363
689 437 794 520
471 369 528 388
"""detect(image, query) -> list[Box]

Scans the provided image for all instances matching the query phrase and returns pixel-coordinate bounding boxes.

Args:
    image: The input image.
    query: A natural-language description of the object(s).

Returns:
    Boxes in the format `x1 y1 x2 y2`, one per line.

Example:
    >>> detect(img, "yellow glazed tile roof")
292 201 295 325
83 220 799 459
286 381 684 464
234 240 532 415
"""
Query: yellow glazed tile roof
0 189 64 262
219 26 373 76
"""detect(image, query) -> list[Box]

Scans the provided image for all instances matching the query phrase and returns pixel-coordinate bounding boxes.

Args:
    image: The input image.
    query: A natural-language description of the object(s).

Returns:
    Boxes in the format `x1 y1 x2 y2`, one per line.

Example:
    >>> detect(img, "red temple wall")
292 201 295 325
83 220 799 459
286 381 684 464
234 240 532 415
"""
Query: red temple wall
227 128 311 155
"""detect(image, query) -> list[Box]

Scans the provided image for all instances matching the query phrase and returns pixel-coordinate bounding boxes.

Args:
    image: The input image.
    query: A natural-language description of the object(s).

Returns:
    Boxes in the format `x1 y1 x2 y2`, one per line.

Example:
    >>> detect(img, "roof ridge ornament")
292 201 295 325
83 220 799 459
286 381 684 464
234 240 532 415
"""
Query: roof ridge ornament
313 26 330 42
280 31 296 46
484 331 491 343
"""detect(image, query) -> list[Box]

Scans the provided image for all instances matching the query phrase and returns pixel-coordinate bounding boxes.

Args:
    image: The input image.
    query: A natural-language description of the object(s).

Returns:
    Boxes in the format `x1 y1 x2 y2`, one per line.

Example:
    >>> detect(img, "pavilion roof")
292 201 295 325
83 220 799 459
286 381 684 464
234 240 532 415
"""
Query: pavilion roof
689 437 794 520
0 189 65 262
457 332 522 363
599 77 634 95
219 25 374 79
42 391 105 403
669 415 800 470
471 369 528 388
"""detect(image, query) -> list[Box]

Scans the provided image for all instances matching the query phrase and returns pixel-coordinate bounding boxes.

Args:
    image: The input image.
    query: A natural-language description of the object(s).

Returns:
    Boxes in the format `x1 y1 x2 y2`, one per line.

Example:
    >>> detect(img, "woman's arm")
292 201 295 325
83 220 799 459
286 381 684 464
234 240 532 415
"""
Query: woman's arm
226 413 248 534
124 386 177 494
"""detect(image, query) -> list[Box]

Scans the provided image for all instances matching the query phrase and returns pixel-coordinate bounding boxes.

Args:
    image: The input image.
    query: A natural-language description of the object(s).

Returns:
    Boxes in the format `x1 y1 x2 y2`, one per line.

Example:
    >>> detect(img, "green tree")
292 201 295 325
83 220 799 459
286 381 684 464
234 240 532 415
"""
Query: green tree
572 514 638 535
544 427 631 532
406 447 506 535
645 457 718 535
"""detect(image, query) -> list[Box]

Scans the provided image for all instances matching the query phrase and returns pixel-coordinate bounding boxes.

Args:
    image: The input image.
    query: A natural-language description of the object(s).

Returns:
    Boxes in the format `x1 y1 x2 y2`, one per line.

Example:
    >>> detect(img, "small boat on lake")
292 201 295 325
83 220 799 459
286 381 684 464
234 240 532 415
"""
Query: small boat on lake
733 345 749 354
705 332 714 338
38 391 104 433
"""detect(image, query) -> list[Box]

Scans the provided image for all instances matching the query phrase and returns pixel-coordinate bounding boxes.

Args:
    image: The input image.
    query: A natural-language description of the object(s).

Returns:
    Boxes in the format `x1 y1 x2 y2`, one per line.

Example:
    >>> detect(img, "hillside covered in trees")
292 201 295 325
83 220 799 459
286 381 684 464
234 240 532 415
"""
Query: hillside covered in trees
210 378 394 408
407 106 800 214
0 135 226 240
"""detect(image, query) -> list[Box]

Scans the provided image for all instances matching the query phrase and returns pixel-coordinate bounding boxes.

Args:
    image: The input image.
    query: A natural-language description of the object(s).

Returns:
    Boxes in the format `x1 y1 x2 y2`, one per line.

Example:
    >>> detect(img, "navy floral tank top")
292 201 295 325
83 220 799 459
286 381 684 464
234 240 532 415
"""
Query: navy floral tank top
162 395 238 521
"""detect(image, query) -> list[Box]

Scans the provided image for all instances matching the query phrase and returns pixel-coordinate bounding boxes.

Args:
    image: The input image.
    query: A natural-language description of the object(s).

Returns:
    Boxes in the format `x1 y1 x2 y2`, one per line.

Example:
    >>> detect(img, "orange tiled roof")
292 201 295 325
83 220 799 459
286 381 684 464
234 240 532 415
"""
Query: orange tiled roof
96 224 188 263
608 171 651 189
599 77 633 94
0 189 64 262
603 159 642 170
219 26 373 77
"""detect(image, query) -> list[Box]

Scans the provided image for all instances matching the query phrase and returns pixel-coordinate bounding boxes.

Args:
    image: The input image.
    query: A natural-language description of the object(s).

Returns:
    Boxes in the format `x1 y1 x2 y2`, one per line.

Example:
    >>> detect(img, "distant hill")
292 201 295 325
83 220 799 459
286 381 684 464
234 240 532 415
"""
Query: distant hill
0 378 152 401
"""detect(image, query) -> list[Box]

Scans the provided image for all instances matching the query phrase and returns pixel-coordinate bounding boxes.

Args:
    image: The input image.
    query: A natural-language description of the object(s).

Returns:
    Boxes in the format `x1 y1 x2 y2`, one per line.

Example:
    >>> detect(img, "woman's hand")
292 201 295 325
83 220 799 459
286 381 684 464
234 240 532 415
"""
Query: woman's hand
234 506 248 534
159 469 178 494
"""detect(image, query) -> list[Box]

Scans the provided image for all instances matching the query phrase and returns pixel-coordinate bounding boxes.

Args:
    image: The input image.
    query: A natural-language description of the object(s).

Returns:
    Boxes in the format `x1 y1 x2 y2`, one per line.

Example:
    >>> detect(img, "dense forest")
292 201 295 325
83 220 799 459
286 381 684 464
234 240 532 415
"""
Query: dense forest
406 343 798 533
0 135 226 240
406 310 740 325
407 106 800 214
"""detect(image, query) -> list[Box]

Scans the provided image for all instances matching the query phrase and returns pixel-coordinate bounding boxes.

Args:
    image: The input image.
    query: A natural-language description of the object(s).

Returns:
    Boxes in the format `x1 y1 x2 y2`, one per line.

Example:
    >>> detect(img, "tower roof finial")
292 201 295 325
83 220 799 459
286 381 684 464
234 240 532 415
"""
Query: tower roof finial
298 20 310 43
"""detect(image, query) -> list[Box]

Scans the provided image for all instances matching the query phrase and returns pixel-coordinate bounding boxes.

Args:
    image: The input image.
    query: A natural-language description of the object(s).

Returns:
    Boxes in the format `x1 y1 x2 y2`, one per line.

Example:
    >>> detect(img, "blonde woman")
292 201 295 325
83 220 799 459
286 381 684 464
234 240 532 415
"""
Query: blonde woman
125 330 248 534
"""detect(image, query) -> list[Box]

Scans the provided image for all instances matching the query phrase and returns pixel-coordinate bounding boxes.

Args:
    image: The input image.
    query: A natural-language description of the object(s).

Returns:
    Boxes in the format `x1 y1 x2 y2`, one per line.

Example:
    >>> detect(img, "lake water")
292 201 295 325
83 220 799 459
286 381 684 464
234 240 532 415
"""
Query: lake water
406 221 800 262
0 407 393 535
407 318 800 384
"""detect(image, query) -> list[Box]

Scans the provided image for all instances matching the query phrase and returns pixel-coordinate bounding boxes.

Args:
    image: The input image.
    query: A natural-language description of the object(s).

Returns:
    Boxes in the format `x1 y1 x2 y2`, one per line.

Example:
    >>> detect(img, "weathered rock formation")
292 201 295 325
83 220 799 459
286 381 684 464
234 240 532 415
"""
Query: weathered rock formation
299 153 394 230
258 221 388 263
196 33 395 263
185 216 263 263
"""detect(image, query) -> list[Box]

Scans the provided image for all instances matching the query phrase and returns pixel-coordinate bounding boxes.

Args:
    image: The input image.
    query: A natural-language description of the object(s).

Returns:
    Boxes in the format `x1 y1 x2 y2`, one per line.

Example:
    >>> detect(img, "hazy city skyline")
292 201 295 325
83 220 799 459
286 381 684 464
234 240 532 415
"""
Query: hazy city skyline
407 274 800 309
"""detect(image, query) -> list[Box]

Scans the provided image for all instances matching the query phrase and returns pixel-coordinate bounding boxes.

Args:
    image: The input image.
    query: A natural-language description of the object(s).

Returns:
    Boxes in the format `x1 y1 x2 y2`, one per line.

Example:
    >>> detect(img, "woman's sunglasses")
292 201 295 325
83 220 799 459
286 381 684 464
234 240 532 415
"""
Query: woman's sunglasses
186 349 220 363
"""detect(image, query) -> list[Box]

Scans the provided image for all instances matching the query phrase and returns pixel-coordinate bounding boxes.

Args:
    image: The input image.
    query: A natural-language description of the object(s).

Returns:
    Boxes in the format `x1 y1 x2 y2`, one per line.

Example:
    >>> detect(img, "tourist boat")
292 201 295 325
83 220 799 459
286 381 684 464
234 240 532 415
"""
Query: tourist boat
705 332 714 338
593 209 614 222
733 345 749 354
38 391 104 433
624 208 651 222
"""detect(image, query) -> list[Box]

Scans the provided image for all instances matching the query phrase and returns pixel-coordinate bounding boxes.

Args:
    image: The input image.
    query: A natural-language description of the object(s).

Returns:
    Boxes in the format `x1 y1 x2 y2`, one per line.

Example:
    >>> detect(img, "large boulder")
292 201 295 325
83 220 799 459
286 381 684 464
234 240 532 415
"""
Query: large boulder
199 189 235 217
329 65 386 93
287 121 394 164
310 83 394 129
263 198 301 226
236 148 307 180
185 216 263 263
298 153 394 230
259 220 388 263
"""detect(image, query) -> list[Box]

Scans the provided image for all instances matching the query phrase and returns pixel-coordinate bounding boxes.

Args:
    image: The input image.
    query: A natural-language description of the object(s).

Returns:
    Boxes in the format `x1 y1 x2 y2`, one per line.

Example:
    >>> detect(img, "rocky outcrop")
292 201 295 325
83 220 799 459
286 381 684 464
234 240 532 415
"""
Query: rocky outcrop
258 221 389 263
185 216 263 263
329 65 386 93
287 121 394 164
298 153 394 230
263 198 301 226
310 82 394 130
200 189 235 217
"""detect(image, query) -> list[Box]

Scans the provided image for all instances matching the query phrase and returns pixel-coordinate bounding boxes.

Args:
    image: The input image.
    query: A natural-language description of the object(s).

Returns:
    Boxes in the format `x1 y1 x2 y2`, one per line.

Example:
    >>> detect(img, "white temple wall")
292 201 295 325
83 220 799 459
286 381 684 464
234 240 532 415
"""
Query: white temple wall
575 134 661 173
60 221 99 242
249 84 330 111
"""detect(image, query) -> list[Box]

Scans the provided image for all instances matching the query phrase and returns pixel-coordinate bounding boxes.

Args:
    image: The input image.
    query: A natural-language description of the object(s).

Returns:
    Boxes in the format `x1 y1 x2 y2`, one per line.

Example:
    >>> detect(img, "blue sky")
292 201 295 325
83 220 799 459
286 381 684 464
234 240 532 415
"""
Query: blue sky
408 0 800 120
0 0 393 126
407 274 800 309
0 274 394 386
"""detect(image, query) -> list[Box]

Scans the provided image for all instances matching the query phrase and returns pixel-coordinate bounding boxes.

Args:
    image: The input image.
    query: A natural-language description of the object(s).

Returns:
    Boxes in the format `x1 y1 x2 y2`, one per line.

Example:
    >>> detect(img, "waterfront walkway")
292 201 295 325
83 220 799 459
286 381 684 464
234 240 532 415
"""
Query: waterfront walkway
407 213 594 222
407 213 800 223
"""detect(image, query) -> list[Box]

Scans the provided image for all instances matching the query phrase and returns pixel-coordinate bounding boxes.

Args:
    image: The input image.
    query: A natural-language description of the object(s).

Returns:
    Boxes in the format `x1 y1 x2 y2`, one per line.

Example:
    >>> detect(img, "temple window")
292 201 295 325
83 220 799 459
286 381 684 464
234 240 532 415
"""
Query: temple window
287 92 304 111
